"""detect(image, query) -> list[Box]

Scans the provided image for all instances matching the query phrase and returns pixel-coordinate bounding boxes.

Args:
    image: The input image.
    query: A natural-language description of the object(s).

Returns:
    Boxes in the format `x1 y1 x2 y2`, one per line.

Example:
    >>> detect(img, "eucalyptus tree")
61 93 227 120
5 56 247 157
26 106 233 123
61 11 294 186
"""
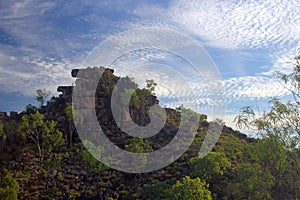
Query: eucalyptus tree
235 51 300 149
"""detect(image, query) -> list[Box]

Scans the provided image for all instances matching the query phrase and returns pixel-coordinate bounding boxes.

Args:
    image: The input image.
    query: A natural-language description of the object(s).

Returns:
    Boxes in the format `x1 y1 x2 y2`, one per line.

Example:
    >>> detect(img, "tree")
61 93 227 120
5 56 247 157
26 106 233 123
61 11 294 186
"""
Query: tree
0 172 20 200
42 120 64 153
225 135 293 199
125 137 153 153
144 181 170 200
36 88 51 107
167 176 212 200
176 105 207 122
234 53 300 196
146 79 157 95
17 111 64 162
248 138 287 175
277 53 300 105
23 104 38 115
284 149 300 198
235 51 300 149
189 152 231 181
228 163 275 200
235 98 299 149
245 138 294 199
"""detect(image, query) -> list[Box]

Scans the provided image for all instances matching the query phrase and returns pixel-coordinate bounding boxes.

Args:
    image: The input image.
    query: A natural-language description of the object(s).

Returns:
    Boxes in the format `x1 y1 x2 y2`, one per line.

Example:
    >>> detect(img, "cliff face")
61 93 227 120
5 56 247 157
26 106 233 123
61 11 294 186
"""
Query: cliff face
53 67 179 150
0 66 251 152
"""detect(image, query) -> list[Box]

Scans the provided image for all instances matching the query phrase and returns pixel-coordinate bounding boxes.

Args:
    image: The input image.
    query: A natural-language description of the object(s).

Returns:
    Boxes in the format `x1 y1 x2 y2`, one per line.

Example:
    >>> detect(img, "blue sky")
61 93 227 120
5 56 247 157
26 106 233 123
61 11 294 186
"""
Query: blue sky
0 0 299 129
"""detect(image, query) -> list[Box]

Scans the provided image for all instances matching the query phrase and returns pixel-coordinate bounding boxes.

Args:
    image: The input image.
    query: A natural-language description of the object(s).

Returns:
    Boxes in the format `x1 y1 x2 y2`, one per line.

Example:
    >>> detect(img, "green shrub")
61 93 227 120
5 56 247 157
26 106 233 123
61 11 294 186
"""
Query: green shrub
0 173 20 200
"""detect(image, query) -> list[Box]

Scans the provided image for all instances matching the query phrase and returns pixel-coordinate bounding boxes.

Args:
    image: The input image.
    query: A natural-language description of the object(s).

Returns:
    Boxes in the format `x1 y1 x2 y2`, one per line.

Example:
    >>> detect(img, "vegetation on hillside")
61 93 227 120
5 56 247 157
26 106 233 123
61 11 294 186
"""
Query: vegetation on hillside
0 51 299 199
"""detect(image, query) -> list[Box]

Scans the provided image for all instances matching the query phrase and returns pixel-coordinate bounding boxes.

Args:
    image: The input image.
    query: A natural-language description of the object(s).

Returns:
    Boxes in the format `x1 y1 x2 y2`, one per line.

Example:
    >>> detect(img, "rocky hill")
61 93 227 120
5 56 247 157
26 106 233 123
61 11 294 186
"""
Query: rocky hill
0 67 298 200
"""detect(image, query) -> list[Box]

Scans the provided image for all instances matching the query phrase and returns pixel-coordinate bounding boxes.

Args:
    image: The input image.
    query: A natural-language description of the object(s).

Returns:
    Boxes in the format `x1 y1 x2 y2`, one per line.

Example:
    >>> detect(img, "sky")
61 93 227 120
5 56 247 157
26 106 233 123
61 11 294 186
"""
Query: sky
0 0 299 130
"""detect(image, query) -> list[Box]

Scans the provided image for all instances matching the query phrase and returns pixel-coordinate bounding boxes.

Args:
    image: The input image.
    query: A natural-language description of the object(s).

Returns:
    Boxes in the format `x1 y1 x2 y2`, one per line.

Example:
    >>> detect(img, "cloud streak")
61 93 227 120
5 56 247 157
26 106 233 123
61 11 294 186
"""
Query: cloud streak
169 0 300 50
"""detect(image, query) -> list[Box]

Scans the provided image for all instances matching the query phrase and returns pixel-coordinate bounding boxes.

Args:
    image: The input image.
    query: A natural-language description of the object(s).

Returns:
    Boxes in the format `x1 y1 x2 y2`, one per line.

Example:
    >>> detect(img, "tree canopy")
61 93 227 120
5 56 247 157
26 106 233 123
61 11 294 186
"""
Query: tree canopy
17 111 63 162
0 172 20 200
235 53 300 149
36 88 51 107
167 176 212 200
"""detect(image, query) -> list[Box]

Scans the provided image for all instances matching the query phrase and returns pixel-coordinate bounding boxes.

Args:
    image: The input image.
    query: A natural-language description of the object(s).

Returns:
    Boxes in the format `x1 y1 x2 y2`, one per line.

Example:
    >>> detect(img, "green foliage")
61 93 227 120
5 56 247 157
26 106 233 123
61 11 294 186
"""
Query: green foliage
215 134 249 161
42 120 64 153
0 123 3 135
226 138 293 199
23 104 38 115
146 79 157 95
130 88 153 109
0 173 20 200
43 156 62 170
144 181 170 200
283 149 300 198
167 176 212 200
276 54 300 104
189 152 231 181
36 88 51 107
125 137 153 153
235 98 299 149
81 140 106 198
17 111 64 162
244 138 297 199
65 103 73 123
228 163 275 200
248 138 287 174
81 140 105 173
235 53 300 149
2 65 300 199
124 138 153 171
121 89 140 105
176 105 207 122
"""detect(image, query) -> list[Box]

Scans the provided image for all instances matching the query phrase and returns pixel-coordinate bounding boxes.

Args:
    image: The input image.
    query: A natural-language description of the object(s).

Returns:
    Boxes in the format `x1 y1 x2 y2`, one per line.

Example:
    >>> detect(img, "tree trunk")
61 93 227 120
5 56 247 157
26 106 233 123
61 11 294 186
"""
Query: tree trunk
37 143 42 163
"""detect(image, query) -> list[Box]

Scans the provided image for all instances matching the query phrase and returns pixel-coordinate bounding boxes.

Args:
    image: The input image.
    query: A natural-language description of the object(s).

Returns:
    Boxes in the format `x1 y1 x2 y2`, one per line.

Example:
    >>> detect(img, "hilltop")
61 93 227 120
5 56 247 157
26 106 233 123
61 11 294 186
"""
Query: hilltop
0 67 298 200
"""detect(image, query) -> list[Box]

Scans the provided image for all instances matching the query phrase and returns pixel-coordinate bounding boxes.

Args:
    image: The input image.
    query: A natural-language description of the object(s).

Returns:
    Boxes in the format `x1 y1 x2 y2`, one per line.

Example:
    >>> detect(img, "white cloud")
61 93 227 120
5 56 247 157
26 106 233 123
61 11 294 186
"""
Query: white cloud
169 0 300 50
0 50 74 96
225 75 289 101
0 0 54 19
133 4 167 17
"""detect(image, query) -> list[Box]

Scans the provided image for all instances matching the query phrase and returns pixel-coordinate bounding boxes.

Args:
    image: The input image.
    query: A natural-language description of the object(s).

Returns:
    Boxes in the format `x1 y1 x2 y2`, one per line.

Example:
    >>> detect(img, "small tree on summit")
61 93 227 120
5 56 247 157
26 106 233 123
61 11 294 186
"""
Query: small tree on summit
36 88 51 107
146 79 157 95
